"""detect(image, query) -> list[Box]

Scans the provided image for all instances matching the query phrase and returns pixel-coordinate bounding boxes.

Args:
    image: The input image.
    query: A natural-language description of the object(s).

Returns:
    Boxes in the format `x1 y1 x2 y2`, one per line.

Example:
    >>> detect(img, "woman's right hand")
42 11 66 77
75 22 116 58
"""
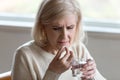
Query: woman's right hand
48 47 74 74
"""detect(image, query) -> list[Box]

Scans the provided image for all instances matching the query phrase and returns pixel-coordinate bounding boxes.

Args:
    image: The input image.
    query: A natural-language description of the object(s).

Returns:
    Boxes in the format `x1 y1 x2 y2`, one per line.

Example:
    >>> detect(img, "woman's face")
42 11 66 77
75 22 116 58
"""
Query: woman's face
44 14 77 51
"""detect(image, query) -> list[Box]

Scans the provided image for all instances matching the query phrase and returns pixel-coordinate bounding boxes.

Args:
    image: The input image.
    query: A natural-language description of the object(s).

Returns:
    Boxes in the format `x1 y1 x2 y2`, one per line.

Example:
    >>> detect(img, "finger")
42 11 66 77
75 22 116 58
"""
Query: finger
83 68 96 75
82 66 96 79
83 73 95 79
87 59 96 66
83 60 96 68
67 51 74 63
61 47 70 61
82 75 94 80
84 64 96 71
81 77 87 80
54 47 65 59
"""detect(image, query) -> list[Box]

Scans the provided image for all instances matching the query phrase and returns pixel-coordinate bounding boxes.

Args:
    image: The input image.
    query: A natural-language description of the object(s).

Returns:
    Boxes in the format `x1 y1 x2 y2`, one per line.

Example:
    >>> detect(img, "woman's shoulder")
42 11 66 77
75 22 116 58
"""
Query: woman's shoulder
13 41 37 69
14 40 47 58
16 40 34 51
14 40 36 57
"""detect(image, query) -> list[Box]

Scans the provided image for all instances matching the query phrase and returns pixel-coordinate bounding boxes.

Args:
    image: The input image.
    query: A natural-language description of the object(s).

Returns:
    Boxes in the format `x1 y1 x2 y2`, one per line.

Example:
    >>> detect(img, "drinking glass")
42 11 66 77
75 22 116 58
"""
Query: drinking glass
71 58 86 77
72 58 95 80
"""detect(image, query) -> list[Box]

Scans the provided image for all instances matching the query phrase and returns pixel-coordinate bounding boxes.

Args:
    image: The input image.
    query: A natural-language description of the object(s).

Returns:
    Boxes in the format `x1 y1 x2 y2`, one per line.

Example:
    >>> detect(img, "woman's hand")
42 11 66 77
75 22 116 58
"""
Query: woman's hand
48 47 74 74
81 59 96 80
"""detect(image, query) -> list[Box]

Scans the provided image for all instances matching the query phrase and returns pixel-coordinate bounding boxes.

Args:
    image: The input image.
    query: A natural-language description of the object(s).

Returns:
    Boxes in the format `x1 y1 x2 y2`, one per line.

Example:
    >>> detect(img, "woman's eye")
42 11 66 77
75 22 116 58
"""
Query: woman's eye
51 25 74 31
52 27 61 30
67 26 74 30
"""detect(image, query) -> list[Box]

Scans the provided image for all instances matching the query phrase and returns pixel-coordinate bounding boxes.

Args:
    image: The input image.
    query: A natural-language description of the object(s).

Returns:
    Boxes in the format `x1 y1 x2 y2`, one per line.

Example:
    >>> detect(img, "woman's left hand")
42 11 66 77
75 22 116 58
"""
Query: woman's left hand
81 59 96 80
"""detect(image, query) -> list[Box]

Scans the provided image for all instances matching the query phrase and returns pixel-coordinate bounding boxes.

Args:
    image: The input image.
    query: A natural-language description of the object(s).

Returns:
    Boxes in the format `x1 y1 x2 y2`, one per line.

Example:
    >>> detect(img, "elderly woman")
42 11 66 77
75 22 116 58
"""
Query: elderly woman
11 0 106 80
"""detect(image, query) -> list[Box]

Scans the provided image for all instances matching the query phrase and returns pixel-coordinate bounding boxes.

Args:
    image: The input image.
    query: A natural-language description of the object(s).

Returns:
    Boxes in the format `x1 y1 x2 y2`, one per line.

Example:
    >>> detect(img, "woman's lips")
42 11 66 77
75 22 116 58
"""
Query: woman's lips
58 41 69 45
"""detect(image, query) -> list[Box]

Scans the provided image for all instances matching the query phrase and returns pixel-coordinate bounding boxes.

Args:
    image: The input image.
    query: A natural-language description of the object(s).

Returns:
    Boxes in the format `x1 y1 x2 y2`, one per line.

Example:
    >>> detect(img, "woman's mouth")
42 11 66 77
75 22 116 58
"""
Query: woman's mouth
58 41 69 46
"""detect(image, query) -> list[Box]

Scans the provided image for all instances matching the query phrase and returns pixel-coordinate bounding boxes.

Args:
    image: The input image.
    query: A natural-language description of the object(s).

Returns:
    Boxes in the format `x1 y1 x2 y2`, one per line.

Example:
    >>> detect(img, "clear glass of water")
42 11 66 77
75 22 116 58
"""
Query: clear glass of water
71 58 86 77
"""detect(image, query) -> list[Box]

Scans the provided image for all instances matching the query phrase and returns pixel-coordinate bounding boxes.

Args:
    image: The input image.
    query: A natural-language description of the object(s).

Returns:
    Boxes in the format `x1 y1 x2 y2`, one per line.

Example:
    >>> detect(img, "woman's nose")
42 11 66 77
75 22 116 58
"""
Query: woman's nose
60 28 68 38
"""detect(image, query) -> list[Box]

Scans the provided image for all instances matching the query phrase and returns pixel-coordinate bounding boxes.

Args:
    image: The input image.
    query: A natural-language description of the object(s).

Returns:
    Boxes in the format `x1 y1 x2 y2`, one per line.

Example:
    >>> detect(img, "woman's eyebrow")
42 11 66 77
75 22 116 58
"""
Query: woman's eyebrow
51 24 75 27
52 25 63 27
66 24 75 27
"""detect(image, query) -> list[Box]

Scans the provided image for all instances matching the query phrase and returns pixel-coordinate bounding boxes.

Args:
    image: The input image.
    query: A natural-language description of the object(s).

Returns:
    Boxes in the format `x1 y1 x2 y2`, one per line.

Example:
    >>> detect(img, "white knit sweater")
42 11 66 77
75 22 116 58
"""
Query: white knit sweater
11 40 106 80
